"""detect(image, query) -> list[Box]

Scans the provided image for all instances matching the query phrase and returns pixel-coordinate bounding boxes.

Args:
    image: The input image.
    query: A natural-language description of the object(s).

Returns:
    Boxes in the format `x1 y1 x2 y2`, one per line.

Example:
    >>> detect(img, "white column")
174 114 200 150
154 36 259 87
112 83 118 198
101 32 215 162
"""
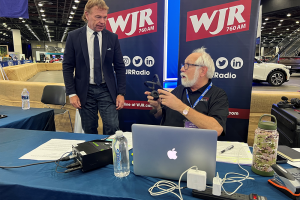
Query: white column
261 47 264 56
12 29 22 54
57 43 62 48
276 46 279 54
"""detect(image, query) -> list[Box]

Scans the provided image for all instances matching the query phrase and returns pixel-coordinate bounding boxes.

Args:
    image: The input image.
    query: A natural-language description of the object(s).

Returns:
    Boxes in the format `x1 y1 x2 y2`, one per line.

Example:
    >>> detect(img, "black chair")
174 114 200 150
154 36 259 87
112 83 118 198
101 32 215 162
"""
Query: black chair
41 85 73 132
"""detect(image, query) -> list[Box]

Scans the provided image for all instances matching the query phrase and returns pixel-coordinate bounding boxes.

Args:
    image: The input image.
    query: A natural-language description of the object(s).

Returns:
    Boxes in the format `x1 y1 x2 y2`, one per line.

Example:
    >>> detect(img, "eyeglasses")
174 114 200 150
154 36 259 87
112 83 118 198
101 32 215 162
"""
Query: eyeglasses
181 63 201 70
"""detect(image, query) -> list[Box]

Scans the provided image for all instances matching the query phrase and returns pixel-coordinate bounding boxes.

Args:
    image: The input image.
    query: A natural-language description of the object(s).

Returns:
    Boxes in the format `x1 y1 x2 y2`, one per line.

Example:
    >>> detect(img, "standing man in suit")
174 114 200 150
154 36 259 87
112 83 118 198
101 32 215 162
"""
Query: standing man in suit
63 0 126 135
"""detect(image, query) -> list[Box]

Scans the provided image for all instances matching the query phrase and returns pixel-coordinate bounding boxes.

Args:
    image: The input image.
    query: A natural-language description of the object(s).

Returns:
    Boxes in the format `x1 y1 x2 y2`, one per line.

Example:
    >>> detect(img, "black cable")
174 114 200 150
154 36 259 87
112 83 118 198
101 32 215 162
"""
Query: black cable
64 166 82 173
0 153 74 169
66 160 80 168
0 160 56 169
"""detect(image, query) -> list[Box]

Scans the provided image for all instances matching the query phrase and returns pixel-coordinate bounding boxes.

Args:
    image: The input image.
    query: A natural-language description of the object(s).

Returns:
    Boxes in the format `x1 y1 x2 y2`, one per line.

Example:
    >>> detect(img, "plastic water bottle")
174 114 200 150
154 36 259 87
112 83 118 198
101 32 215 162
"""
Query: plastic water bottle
112 130 130 178
21 88 30 110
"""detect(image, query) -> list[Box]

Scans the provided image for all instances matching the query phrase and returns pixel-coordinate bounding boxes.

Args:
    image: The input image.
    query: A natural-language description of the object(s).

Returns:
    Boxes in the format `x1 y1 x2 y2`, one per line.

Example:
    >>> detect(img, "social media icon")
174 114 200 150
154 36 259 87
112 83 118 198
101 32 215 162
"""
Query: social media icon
216 57 228 69
123 56 131 67
133 56 143 67
144 56 155 67
231 57 243 69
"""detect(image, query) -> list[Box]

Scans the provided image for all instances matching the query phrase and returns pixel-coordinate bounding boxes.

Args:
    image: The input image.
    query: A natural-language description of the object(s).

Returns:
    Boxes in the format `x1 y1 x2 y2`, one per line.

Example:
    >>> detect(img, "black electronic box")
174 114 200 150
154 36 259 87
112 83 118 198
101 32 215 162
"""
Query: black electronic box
72 140 113 172
271 104 300 147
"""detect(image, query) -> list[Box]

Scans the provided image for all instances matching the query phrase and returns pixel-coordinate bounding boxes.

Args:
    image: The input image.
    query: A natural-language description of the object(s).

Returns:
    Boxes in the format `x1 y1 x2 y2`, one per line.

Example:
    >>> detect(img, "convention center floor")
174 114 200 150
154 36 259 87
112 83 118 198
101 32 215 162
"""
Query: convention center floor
28 71 300 92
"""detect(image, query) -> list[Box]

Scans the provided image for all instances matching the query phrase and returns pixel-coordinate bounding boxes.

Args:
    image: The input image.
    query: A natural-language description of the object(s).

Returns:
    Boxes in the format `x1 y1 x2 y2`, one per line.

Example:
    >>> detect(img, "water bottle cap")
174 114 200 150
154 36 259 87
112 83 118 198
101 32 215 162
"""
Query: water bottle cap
23 88 27 91
115 130 123 137
258 114 277 130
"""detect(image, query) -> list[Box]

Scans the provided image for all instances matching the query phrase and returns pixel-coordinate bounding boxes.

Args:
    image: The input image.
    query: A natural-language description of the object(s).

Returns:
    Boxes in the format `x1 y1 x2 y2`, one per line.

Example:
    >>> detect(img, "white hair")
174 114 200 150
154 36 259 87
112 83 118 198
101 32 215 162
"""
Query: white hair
192 47 215 79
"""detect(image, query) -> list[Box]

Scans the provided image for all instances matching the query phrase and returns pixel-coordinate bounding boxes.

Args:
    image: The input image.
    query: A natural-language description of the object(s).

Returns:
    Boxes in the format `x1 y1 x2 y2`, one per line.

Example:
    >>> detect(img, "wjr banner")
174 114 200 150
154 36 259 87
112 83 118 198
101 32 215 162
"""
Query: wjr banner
179 0 260 142
106 0 165 131
0 0 29 18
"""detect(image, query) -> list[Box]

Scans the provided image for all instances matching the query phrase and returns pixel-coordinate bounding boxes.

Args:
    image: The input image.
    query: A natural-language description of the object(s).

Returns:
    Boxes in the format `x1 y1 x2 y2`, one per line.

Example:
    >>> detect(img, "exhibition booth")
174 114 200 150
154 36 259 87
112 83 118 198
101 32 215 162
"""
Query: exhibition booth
1 0 300 200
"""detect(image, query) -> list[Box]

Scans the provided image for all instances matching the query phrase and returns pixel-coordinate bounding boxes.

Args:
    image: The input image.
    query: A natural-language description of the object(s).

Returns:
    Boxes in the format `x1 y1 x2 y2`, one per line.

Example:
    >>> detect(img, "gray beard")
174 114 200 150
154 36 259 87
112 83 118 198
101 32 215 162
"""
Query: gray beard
181 67 200 87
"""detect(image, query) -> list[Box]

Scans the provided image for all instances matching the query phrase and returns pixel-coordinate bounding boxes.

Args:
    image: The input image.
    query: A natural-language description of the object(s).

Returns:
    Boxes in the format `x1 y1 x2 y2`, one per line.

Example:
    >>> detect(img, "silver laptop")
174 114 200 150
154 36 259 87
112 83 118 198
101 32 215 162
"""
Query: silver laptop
132 124 218 184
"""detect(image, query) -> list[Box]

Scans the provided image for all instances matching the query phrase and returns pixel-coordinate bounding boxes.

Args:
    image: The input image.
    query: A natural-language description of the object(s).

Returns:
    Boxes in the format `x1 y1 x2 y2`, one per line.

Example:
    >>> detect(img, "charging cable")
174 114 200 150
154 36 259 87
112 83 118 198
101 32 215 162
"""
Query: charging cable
219 146 255 196
148 166 197 200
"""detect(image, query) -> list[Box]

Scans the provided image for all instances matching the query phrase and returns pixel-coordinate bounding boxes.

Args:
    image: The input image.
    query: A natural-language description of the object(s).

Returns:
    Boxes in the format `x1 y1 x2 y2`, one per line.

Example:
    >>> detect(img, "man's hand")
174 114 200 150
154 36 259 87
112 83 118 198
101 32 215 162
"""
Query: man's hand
144 91 161 109
116 95 125 110
70 95 81 109
157 89 186 112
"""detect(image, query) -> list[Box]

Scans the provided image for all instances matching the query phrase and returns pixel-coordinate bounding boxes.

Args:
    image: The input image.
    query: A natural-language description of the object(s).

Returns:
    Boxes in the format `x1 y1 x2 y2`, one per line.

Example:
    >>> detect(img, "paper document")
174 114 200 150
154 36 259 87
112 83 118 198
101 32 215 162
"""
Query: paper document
287 148 300 168
107 132 133 150
216 141 253 165
20 139 85 161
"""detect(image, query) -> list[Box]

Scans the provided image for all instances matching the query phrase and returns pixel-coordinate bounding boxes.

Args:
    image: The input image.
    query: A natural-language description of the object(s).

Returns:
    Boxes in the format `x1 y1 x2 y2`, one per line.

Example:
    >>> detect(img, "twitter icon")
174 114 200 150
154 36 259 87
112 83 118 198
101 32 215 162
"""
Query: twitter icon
216 57 228 69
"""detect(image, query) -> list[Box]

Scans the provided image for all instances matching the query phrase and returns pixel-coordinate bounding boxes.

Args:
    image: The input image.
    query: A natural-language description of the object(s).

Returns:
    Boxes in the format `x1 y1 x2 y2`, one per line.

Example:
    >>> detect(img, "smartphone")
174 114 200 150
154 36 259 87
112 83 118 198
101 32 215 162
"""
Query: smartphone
0 114 7 119
276 154 287 164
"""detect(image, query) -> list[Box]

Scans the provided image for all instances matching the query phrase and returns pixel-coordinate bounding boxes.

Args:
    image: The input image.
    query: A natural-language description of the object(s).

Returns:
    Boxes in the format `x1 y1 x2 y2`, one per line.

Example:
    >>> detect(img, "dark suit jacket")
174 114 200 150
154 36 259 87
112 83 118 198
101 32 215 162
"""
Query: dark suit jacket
63 25 126 106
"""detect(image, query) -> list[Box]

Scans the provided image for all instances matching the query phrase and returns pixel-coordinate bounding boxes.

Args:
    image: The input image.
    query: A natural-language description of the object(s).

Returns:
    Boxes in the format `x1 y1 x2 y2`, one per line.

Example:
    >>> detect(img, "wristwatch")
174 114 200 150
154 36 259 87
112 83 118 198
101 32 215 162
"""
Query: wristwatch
118 93 125 96
183 106 190 116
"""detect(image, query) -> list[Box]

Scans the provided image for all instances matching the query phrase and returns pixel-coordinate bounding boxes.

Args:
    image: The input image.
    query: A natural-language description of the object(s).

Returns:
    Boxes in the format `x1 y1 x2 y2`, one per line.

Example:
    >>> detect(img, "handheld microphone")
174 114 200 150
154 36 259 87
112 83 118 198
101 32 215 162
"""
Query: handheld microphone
281 96 288 101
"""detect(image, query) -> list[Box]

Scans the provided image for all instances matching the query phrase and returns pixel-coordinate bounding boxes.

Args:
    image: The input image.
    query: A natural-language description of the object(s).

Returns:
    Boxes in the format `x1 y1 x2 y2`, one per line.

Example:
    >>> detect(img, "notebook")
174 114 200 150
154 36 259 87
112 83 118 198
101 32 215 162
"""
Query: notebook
132 124 218 184
277 145 300 162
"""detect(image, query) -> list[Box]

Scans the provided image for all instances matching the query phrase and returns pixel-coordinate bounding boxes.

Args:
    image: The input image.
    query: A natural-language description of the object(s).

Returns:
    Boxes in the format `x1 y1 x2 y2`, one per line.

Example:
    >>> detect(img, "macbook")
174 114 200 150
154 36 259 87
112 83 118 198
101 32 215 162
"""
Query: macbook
132 124 218 184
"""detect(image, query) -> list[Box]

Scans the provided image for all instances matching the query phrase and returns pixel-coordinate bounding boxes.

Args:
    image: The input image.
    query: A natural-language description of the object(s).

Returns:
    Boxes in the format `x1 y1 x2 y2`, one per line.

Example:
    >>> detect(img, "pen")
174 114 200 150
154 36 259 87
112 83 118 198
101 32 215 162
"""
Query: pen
220 145 234 154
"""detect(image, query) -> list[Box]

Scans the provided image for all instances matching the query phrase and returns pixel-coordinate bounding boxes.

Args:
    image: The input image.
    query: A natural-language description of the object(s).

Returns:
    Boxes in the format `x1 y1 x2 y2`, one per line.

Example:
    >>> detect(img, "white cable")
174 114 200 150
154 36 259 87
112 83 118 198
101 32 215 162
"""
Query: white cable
220 146 255 196
148 166 198 200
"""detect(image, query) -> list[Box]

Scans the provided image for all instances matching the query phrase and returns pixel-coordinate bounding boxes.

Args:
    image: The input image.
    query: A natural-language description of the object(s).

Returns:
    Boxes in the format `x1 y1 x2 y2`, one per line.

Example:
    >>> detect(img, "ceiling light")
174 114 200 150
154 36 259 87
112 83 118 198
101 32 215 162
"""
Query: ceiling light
22 20 25 23
297 21 299 24
286 28 289 30
19 17 23 19
261 27 264 28
68 20 71 22
7 27 11 30
287 13 291 17
72 5 77 9
280 33 282 35
42 14 45 17
75 0 80 3
265 18 269 20
269 33 271 34
70 11 75 15
273 27 276 29
263 22 266 25
280 20 283 22
278 24 281 26
38 2 43 6
40 9 44 12
272 30 275 32
43 19 46 21
67 23 70 25
69 16 73 18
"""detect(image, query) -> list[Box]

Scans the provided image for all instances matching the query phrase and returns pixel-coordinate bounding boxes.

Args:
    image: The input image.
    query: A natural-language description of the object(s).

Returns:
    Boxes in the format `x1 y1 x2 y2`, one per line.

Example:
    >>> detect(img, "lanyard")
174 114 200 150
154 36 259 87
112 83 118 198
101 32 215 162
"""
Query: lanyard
186 82 212 108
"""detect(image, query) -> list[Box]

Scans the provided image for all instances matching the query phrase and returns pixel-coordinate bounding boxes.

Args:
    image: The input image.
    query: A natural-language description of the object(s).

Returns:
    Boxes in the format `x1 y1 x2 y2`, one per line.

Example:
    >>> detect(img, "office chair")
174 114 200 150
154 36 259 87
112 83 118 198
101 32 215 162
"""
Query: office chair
41 85 73 132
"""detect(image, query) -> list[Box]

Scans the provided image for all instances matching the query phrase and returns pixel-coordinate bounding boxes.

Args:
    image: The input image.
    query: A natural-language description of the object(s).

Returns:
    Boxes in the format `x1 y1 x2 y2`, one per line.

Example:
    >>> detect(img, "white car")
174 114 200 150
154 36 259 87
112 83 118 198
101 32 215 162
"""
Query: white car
253 58 290 86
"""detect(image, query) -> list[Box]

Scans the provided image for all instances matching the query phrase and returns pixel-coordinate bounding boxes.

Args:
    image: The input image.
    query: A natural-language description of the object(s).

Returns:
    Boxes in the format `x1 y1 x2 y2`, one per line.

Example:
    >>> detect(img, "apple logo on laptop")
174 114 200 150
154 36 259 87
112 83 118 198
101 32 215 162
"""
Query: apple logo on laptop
167 148 177 160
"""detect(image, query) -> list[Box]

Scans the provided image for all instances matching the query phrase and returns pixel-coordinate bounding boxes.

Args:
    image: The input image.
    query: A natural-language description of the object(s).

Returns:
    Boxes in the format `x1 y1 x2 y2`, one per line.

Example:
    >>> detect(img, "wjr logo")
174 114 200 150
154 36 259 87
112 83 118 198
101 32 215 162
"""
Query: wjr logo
106 3 157 39
186 0 252 41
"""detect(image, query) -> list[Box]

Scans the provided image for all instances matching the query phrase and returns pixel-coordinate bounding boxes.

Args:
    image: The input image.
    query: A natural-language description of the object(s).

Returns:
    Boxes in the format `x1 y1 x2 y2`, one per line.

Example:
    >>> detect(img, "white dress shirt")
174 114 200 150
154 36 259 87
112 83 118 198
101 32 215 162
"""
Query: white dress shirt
69 25 105 98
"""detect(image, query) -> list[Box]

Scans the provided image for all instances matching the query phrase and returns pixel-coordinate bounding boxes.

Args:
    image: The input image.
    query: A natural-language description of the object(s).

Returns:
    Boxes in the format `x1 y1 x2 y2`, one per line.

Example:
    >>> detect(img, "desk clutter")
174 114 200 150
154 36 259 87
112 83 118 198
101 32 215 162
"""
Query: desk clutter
3 126 300 200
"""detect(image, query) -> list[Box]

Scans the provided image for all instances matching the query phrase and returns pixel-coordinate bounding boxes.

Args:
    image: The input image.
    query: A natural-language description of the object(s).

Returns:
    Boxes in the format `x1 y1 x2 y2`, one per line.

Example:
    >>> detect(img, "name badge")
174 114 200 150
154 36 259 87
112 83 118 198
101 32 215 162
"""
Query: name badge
184 120 198 129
